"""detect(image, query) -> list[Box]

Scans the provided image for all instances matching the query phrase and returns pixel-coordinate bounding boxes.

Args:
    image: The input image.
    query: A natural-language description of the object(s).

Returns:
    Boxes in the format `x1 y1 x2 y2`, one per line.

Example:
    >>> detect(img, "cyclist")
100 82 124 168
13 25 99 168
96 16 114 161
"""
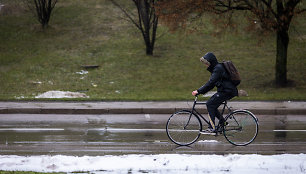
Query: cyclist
192 52 238 133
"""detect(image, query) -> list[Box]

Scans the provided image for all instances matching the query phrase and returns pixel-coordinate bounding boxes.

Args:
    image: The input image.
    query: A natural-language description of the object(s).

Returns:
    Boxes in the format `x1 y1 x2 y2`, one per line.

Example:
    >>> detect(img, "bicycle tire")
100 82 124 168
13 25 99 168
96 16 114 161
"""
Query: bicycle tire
223 110 258 146
166 110 202 146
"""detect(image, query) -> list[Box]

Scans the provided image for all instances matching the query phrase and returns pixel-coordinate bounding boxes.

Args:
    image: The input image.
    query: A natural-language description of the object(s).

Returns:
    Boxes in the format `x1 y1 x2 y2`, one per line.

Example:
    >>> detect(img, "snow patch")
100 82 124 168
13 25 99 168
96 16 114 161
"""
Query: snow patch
198 140 219 143
35 91 89 98
0 154 305 173
76 70 89 75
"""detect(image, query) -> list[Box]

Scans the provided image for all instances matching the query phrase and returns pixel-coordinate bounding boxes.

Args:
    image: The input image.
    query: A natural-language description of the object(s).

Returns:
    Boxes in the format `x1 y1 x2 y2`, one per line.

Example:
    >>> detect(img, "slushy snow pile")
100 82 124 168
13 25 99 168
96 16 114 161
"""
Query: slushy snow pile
0 154 305 173
35 91 89 98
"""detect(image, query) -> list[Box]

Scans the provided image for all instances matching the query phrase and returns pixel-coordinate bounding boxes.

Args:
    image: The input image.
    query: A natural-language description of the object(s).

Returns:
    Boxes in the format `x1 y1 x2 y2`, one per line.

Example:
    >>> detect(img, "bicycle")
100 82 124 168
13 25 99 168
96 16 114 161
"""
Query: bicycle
166 95 259 146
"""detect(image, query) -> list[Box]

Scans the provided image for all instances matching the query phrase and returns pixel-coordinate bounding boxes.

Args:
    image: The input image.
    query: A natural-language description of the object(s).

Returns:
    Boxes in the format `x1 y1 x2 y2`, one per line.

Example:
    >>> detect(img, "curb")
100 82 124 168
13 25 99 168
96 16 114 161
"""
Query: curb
0 101 305 115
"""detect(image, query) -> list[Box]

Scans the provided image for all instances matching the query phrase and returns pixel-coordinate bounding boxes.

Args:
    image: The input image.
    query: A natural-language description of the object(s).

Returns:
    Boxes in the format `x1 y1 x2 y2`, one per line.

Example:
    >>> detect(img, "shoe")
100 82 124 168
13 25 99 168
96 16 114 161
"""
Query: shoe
200 128 216 135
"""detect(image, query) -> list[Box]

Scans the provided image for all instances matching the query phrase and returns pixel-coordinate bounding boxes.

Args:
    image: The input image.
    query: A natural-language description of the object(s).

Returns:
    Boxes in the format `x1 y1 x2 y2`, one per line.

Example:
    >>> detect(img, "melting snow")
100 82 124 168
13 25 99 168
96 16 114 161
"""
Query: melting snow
35 91 89 98
0 154 305 173
198 140 219 143
76 70 89 75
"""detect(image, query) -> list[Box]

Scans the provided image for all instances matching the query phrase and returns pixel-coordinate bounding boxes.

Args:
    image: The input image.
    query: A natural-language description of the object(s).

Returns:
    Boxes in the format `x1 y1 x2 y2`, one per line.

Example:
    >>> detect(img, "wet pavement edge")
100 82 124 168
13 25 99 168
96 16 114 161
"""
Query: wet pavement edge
0 101 305 115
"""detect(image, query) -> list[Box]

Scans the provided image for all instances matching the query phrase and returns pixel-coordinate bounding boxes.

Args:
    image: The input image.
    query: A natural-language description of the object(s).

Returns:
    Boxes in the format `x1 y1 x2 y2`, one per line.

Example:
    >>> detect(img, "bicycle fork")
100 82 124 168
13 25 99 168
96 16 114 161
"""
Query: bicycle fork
184 112 193 129
184 97 198 129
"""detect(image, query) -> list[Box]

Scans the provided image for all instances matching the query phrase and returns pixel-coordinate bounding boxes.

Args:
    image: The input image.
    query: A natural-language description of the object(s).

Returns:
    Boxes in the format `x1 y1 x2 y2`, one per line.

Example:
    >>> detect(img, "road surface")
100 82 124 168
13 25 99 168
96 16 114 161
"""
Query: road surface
0 114 305 155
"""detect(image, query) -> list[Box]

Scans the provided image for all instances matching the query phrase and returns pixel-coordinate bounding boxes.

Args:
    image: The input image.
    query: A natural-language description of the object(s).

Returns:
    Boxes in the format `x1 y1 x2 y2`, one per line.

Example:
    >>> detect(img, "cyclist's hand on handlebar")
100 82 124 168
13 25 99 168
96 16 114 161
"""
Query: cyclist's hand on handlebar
192 90 198 96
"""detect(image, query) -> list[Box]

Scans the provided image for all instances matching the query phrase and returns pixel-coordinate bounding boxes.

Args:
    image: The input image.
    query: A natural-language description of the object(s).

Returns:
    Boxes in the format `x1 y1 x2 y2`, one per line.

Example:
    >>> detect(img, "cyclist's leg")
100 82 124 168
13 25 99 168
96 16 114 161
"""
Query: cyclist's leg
207 92 234 127
206 93 221 129
215 109 225 124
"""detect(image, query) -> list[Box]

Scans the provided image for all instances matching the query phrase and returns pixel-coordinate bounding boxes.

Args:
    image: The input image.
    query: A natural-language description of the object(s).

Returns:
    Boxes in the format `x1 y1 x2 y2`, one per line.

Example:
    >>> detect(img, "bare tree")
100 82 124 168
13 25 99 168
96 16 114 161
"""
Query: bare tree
110 0 159 55
212 0 305 86
25 0 58 29
157 0 305 86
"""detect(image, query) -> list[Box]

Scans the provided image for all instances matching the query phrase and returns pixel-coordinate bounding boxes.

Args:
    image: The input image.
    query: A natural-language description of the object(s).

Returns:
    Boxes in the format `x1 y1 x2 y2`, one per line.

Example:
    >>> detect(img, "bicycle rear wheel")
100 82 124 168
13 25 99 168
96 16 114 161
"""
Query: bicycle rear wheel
166 110 202 146
223 110 258 146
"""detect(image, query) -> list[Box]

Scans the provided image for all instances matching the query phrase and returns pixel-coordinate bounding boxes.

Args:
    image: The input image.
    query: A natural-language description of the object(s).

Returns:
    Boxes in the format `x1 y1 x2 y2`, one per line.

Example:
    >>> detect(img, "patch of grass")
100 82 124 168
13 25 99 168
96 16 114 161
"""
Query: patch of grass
0 0 305 101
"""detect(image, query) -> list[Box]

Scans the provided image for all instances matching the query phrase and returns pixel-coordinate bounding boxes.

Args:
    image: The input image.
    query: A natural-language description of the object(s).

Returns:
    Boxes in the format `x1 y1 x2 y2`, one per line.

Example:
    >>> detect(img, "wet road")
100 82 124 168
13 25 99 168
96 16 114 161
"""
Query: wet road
0 114 305 155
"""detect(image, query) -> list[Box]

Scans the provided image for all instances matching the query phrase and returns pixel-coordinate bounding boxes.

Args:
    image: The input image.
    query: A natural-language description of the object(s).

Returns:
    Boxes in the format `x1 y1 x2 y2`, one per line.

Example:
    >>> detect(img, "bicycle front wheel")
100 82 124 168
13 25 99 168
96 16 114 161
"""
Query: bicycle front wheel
223 110 258 146
166 110 202 146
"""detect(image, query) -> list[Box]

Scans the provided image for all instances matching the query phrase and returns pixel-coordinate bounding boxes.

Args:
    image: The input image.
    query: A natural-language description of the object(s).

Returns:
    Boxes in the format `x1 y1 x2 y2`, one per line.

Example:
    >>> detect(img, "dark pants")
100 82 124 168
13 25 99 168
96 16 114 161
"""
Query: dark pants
206 92 235 128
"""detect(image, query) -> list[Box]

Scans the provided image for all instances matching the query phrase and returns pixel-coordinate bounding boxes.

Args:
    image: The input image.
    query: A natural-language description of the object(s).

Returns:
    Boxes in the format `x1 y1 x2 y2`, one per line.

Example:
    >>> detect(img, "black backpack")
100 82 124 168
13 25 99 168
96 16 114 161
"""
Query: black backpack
222 61 241 86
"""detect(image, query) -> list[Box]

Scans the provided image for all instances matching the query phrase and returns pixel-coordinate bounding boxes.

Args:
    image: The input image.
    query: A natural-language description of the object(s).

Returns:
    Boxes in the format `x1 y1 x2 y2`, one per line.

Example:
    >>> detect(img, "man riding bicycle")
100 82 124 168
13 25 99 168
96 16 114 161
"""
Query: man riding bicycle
192 52 238 133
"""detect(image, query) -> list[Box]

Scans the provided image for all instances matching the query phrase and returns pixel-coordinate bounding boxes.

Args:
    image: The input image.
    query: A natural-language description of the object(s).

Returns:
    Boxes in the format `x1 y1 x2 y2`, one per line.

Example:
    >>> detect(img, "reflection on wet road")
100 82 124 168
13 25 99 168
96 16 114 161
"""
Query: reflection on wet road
0 114 305 155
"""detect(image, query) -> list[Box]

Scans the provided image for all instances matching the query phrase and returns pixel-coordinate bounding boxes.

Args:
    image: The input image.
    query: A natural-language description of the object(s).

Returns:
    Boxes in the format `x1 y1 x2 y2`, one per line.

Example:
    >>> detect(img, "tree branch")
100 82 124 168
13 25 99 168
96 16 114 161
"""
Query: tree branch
109 0 142 30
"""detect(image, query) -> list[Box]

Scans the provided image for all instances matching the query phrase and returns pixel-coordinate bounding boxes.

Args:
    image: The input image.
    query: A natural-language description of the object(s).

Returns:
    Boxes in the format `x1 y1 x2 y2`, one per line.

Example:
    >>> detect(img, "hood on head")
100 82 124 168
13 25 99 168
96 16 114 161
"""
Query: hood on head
203 52 218 72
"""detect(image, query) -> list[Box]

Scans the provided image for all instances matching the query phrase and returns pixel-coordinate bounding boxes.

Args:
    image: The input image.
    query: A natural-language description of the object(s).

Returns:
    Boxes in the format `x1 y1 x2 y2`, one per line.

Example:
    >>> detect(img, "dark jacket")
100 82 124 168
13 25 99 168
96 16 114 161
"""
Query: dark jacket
197 53 238 96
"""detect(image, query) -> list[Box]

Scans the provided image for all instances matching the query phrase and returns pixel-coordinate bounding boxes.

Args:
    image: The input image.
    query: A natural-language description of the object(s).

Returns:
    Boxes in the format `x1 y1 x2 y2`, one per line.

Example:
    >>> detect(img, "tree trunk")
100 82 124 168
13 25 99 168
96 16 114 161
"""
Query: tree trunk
139 0 157 56
275 28 289 86
146 44 154 55
146 15 158 55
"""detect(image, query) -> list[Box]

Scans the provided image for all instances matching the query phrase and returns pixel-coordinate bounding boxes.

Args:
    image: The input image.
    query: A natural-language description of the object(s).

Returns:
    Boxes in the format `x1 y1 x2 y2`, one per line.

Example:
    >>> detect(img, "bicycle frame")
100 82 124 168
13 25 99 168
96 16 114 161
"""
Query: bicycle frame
188 96 233 130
